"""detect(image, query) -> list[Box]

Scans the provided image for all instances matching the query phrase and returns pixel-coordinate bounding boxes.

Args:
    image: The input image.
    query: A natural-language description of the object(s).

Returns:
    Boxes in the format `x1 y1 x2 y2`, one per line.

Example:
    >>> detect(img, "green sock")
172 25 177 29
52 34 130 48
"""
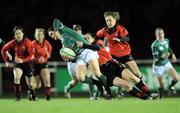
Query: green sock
88 84 95 98
82 76 93 84
97 75 111 95
82 77 95 97
66 81 74 92
117 87 122 94
97 75 107 85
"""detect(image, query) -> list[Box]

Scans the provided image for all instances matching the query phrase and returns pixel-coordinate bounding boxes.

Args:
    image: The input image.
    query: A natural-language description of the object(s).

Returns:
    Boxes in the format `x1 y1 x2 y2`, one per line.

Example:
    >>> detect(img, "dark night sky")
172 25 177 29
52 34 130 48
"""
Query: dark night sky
0 0 180 61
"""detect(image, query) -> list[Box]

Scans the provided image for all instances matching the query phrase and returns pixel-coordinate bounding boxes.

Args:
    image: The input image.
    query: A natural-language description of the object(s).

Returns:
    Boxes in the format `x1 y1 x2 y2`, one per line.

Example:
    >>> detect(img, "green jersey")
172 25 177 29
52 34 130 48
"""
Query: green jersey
151 38 173 66
53 19 88 55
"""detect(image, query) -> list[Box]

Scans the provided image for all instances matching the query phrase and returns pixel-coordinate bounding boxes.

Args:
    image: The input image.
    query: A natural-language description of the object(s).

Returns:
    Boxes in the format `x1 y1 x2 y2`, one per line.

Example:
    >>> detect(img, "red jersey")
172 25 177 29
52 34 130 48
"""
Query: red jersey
95 40 112 65
31 40 52 64
96 24 131 57
1 37 33 63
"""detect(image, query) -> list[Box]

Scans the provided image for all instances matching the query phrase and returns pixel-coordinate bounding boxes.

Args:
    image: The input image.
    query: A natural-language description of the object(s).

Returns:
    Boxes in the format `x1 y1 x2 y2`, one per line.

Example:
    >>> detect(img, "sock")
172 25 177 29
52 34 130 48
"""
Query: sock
66 81 75 92
29 86 36 100
81 76 93 84
135 80 150 95
88 84 95 98
128 87 148 100
91 79 104 96
169 80 178 88
45 87 51 97
97 75 111 95
158 87 164 99
82 76 95 97
14 84 21 99
117 87 122 94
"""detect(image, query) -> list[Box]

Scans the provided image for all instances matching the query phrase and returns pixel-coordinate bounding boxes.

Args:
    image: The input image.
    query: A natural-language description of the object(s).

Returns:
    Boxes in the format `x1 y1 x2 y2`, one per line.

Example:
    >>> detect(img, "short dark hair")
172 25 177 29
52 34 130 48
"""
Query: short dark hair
13 26 24 34
73 24 82 30
47 27 54 33
104 11 120 20
85 33 98 41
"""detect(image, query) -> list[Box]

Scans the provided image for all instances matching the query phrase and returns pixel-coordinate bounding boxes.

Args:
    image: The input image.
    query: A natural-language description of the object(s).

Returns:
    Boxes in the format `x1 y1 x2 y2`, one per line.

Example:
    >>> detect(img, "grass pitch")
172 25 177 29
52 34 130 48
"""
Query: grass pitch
0 97 180 113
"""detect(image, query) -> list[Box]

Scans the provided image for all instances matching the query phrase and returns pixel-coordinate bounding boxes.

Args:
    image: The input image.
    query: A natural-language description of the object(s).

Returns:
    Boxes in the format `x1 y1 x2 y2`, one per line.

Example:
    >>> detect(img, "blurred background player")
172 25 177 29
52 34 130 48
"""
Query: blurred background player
0 38 5 48
96 11 143 80
1 26 36 101
64 24 99 99
0 38 12 61
151 27 179 99
48 19 112 99
31 28 52 100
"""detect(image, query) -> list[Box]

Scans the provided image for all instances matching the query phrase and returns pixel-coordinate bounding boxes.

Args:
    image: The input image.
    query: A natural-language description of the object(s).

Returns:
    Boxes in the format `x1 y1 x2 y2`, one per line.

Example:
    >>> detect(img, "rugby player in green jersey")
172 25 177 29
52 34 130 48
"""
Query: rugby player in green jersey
151 27 179 99
48 19 112 99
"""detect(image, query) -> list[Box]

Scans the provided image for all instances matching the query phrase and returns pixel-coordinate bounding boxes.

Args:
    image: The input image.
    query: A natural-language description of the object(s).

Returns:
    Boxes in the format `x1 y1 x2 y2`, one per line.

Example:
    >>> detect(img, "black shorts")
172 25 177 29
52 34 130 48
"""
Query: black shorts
100 60 125 86
112 54 134 64
33 63 48 76
14 62 33 77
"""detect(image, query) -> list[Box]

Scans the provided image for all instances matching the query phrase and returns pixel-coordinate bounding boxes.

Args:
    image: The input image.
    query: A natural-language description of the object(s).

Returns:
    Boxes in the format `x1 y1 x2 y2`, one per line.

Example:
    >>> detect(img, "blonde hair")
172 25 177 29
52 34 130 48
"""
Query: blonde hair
104 11 120 20
34 28 45 39
155 27 164 34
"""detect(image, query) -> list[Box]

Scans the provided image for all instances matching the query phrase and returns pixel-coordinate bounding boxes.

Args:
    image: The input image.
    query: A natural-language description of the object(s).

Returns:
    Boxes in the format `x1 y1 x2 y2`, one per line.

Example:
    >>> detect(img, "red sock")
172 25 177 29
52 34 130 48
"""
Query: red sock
45 87 51 96
14 84 21 98
141 85 150 94
135 80 150 95
128 87 148 100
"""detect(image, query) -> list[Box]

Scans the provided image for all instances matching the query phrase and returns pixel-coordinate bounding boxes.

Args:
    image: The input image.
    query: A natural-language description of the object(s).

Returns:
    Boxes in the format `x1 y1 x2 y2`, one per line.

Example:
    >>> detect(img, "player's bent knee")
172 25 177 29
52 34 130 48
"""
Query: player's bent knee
92 70 101 77
77 75 85 81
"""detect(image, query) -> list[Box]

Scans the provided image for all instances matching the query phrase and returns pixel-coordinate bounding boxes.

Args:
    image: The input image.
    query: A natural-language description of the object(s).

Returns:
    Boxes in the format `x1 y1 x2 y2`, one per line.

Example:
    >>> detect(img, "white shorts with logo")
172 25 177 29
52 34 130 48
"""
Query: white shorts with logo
152 61 173 77
76 49 99 65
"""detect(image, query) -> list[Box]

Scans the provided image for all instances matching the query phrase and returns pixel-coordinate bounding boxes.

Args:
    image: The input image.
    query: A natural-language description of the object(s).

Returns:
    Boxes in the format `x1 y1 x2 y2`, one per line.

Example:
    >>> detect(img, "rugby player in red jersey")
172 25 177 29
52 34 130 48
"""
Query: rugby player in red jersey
76 33 159 100
31 28 52 100
96 11 143 79
1 26 35 101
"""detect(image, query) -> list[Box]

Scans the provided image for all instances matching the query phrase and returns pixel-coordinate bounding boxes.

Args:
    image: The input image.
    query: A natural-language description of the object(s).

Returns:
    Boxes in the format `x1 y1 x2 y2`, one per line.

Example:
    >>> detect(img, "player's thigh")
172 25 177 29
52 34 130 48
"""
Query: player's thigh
88 58 101 76
13 68 23 83
76 64 87 81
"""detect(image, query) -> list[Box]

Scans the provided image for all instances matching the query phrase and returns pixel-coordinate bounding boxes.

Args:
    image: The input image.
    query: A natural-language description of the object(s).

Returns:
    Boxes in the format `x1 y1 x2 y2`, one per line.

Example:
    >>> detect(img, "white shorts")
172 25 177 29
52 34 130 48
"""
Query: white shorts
76 49 99 65
152 61 173 77
67 62 77 77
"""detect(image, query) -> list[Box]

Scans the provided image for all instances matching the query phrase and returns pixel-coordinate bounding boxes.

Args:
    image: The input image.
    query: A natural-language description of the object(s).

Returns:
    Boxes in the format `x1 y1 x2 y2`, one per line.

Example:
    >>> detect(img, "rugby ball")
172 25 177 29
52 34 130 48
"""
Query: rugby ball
59 47 76 60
